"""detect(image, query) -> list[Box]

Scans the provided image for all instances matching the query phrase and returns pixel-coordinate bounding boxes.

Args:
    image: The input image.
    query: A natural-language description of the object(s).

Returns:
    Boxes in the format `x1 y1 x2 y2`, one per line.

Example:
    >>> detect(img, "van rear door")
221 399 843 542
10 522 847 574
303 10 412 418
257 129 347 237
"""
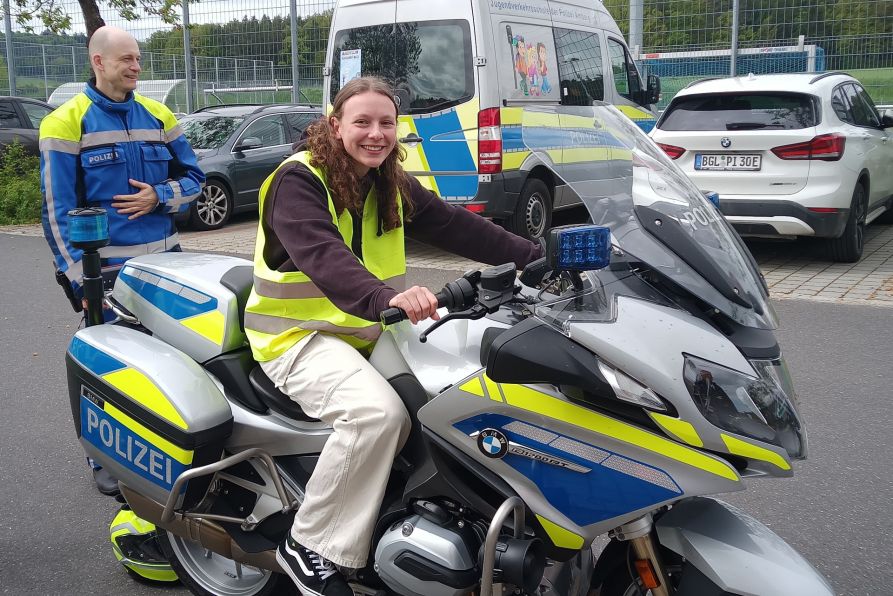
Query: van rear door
394 0 479 201
328 0 479 201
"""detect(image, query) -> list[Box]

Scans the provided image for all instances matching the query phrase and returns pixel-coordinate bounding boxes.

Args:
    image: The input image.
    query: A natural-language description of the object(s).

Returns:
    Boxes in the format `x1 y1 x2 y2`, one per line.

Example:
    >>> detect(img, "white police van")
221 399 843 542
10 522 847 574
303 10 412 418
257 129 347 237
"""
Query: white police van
323 0 660 240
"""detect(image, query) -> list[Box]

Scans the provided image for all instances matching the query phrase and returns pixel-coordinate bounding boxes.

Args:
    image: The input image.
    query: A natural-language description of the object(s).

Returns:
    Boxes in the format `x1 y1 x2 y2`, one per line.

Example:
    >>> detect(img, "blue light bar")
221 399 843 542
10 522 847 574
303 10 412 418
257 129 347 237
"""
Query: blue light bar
548 225 611 271
68 207 109 249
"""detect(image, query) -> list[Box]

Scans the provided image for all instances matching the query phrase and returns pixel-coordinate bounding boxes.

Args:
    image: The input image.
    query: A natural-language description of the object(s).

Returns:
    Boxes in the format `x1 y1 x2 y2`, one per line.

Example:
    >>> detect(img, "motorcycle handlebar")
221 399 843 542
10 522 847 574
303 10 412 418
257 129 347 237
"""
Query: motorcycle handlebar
380 290 448 326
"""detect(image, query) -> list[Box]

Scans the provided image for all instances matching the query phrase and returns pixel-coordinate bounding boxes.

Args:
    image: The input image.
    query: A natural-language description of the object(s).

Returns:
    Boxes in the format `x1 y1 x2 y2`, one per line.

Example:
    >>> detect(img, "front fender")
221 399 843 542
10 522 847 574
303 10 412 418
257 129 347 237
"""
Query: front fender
656 497 834 596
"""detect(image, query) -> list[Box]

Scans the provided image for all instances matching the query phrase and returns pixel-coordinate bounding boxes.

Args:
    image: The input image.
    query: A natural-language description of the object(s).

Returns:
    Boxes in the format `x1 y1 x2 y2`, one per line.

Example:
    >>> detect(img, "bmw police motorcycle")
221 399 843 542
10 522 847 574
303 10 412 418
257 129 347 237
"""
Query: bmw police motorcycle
64 105 833 596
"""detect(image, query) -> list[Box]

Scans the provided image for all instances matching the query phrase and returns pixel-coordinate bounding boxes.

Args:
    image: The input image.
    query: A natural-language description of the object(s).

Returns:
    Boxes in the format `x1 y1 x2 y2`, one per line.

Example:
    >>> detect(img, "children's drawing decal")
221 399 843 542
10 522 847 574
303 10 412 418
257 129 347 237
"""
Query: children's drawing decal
502 24 560 101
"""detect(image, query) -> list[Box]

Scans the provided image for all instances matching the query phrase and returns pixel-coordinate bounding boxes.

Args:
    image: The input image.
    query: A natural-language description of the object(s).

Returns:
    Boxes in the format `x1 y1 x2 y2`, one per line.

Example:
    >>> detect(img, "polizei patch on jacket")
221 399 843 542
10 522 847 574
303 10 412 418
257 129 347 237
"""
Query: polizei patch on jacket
80 393 186 491
86 149 121 165
477 428 509 458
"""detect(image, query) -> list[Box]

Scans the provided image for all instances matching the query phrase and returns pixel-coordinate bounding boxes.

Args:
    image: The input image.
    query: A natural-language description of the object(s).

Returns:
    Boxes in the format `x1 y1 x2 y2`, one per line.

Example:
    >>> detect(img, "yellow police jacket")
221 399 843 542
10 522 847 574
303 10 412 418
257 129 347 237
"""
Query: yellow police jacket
244 151 406 361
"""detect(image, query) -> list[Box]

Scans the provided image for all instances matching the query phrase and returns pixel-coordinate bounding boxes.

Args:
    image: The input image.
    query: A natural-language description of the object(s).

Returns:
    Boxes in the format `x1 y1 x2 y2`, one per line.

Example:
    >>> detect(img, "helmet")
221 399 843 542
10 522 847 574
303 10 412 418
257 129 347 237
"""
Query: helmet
109 507 178 583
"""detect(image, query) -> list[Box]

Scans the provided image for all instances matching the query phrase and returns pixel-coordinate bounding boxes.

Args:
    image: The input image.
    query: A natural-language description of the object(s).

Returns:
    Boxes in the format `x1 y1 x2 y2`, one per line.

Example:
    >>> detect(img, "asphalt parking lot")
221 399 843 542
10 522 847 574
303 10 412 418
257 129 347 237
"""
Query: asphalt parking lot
4 218 893 307
187 218 893 307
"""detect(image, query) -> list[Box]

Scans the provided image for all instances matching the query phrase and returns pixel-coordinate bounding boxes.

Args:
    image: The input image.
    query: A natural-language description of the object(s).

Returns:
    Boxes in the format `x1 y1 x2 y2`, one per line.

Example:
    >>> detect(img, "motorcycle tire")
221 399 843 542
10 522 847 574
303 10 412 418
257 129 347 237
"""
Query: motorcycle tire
157 529 297 596
593 542 683 596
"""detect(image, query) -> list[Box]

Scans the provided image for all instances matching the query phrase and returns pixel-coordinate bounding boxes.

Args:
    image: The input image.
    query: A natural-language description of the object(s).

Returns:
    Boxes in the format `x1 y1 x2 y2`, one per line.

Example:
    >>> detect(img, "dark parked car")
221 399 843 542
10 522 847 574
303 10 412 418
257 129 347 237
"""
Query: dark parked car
178 103 322 230
0 96 55 155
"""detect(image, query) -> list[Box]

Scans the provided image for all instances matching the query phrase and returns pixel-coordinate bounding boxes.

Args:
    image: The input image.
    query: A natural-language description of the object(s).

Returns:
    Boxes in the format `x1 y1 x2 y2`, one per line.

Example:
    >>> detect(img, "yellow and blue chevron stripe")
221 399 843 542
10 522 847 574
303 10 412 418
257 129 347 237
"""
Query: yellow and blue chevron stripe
119 265 225 345
69 336 188 430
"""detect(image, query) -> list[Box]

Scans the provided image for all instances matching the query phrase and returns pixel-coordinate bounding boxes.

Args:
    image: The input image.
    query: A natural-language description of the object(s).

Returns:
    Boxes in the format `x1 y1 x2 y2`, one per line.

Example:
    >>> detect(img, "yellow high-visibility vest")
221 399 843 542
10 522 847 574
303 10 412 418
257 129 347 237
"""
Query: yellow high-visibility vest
244 151 406 361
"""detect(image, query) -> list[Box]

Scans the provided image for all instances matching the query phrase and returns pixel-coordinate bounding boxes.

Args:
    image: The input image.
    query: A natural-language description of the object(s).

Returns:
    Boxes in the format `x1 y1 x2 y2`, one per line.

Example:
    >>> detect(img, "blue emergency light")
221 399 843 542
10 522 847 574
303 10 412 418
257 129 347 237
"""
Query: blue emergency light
69 207 110 251
703 191 720 208
547 225 611 271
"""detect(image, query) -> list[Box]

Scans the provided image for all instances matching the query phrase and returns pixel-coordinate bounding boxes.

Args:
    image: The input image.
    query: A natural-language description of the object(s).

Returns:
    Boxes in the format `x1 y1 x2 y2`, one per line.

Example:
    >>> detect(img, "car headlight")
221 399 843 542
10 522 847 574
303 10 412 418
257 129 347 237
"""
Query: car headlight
683 354 806 459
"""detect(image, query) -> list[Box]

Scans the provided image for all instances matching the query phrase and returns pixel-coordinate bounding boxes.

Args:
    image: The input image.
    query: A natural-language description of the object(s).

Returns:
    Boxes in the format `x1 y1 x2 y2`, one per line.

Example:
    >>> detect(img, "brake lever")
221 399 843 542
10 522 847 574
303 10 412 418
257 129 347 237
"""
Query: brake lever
419 304 488 343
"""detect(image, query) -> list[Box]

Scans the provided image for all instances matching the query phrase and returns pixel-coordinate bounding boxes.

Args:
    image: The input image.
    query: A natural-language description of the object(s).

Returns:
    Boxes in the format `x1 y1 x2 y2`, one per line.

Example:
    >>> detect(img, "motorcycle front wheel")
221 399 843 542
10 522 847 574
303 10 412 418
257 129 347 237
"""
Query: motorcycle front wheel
157 530 296 596
593 541 684 596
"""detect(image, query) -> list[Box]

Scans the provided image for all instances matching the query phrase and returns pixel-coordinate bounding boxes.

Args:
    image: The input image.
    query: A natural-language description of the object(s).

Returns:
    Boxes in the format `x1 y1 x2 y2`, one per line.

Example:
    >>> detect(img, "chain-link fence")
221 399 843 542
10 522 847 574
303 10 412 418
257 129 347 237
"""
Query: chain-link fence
608 0 893 109
0 0 335 109
1 0 891 111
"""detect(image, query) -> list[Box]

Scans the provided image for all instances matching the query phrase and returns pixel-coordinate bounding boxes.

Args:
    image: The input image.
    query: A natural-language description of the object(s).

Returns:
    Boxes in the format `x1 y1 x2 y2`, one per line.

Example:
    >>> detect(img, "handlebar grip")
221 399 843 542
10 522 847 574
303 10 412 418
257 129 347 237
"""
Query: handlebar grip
381 307 407 326
380 290 450 326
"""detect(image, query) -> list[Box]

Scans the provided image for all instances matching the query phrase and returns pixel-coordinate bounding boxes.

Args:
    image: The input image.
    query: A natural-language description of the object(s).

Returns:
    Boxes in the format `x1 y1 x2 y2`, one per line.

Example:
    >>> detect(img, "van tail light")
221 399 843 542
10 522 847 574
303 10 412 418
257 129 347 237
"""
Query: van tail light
656 142 685 160
771 134 846 161
478 108 502 174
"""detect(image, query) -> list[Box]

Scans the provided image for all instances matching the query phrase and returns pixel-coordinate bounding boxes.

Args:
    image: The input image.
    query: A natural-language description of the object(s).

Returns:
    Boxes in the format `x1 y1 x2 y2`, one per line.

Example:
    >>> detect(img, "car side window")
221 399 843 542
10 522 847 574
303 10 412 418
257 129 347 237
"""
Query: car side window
285 113 319 141
553 28 604 105
0 101 23 129
21 102 52 128
853 84 881 127
607 38 642 101
831 87 853 123
238 115 288 148
842 84 874 127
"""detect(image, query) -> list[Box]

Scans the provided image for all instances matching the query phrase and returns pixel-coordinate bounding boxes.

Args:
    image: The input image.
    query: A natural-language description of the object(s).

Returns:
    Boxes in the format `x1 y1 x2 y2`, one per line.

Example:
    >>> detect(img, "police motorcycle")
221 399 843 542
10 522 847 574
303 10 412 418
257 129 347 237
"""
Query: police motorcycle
63 104 833 596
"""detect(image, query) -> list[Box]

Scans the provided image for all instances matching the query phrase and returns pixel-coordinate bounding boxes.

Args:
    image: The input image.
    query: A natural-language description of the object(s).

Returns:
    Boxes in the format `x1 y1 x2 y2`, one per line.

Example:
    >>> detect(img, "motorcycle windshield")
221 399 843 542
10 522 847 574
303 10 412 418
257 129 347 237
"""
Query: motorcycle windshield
520 104 776 330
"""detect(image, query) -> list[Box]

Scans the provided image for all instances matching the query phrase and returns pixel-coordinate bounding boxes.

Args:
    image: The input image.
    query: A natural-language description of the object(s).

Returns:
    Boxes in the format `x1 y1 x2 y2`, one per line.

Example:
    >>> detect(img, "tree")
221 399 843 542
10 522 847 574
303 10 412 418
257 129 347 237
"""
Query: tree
10 0 181 39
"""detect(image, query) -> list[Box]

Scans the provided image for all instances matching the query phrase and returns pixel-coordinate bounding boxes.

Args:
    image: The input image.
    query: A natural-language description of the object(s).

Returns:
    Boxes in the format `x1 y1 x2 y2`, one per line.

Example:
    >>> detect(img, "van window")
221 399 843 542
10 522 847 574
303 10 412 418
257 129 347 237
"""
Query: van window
607 38 642 101
553 28 604 105
330 20 474 115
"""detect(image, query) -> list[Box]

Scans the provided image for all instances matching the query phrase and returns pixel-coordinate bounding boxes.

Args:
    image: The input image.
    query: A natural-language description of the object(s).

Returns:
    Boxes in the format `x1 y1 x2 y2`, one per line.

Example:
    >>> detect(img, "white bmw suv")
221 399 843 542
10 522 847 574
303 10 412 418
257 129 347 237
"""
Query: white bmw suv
650 72 893 262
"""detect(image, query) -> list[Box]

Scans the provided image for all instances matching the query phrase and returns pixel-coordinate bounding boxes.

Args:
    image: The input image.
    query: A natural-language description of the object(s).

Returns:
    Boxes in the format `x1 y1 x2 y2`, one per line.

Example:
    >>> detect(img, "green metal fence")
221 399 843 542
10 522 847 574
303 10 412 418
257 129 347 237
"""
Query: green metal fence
2 0 891 110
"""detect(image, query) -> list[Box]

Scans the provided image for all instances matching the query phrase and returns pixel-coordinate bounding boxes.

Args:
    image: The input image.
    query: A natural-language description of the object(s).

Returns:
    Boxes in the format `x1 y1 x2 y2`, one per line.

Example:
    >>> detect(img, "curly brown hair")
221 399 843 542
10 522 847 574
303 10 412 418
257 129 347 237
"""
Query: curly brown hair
303 77 412 232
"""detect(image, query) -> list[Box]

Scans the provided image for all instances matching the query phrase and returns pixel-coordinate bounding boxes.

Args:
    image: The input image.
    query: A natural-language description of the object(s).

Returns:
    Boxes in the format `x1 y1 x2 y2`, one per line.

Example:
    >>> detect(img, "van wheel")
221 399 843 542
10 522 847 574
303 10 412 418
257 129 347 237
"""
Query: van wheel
828 183 866 263
157 530 296 596
508 179 552 241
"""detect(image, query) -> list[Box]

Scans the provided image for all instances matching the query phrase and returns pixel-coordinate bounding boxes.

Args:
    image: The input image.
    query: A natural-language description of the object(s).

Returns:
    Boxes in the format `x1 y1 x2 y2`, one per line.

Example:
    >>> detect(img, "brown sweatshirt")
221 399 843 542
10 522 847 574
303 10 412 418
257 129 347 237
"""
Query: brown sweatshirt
261 161 543 322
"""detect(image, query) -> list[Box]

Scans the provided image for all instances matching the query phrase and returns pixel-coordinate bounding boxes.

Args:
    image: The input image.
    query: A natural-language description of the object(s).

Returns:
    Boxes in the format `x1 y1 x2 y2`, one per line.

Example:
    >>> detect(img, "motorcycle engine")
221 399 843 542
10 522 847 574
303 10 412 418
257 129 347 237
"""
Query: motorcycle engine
374 507 480 596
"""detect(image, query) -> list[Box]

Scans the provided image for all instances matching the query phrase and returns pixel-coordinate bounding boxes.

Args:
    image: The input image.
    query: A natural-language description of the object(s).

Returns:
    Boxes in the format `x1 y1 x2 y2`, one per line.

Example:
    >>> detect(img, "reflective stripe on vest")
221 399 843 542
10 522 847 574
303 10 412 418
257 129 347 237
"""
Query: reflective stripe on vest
244 151 406 361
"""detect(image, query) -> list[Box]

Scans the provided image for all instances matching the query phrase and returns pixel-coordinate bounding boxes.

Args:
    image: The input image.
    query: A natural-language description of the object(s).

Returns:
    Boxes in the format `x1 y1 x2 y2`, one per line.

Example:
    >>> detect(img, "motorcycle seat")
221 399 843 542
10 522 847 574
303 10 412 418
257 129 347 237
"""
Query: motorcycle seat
220 265 254 332
248 366 321 422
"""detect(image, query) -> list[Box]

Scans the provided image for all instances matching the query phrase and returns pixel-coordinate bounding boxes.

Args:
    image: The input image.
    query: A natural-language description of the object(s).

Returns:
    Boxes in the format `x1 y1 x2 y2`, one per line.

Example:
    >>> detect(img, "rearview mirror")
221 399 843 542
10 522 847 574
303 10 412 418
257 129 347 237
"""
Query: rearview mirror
236 137 262 151
881 114 893 129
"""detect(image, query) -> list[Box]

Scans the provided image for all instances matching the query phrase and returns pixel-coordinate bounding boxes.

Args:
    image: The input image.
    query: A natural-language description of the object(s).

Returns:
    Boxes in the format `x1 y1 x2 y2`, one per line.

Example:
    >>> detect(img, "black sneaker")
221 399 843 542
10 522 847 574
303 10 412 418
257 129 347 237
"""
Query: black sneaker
276 535 353 596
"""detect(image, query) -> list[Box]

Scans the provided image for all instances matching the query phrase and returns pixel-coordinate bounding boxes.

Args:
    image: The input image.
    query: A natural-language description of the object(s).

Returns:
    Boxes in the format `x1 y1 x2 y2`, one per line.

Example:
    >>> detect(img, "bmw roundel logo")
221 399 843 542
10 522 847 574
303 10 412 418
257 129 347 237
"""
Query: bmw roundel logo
720 137 732 148
477 428 509 459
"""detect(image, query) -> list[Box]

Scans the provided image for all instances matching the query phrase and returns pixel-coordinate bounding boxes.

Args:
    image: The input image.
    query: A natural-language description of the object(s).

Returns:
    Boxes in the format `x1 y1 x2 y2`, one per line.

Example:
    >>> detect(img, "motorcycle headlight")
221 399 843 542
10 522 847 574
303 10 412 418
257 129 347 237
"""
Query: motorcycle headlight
683 354 806 459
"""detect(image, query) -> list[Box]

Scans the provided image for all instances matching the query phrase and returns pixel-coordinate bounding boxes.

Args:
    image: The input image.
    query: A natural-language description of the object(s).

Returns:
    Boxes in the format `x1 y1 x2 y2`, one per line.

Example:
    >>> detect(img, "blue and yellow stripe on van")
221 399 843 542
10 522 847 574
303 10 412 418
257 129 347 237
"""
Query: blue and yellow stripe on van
69 336 188 430
118 265 225 345
615 105 657 132
399 99 479 201
501 107 630 166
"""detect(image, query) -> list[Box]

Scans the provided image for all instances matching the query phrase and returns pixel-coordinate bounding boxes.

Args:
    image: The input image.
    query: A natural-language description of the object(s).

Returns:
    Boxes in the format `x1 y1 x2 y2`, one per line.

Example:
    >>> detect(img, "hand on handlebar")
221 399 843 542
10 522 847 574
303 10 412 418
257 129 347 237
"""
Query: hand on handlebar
388 286 441 324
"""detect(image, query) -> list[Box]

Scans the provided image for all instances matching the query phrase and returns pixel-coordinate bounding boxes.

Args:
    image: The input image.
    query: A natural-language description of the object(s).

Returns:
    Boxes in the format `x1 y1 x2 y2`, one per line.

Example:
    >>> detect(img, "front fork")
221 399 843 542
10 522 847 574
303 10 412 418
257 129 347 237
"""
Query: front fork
611 514 673 596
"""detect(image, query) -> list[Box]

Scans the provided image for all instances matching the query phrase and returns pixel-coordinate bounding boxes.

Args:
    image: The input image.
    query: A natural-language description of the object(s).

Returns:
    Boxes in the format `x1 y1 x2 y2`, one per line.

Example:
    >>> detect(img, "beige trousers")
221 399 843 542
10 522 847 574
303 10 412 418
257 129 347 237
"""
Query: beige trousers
260 332 411 569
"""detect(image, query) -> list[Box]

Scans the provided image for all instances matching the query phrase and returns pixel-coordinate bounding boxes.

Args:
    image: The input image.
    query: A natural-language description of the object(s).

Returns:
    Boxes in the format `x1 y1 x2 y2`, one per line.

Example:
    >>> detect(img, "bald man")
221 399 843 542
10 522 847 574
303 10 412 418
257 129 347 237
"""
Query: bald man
39 26 205 495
